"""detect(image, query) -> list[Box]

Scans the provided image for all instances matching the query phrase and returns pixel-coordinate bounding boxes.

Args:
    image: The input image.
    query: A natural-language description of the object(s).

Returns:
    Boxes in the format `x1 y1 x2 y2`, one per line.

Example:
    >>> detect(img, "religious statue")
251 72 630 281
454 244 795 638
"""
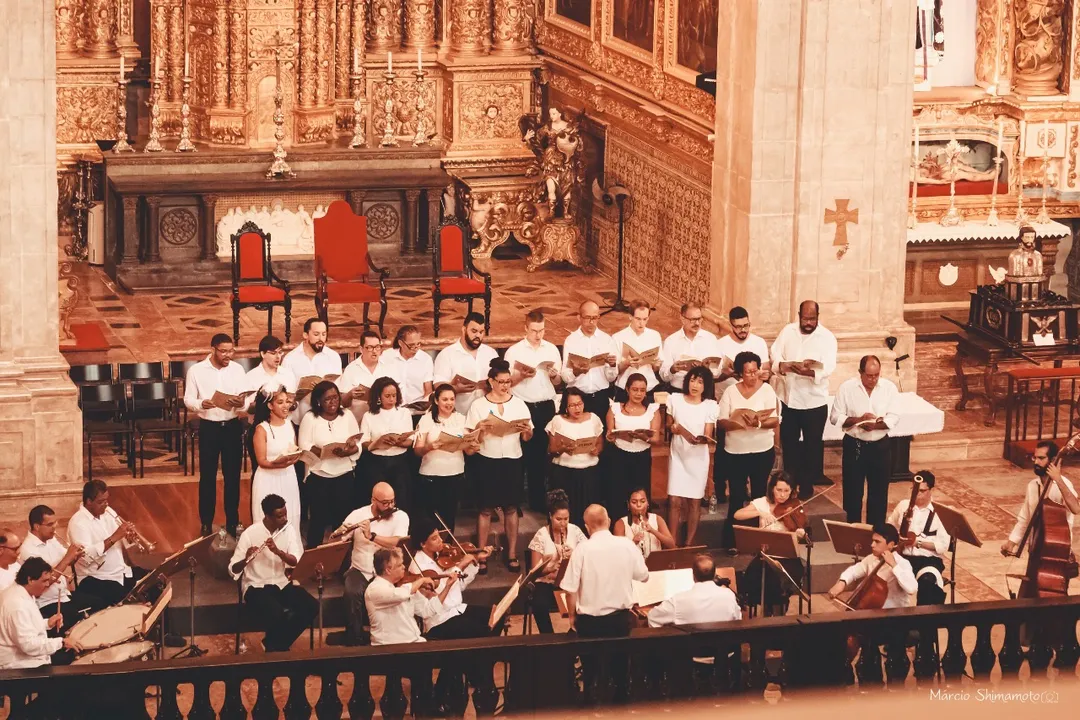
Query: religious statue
520 107 586 219
1007 225 1044 280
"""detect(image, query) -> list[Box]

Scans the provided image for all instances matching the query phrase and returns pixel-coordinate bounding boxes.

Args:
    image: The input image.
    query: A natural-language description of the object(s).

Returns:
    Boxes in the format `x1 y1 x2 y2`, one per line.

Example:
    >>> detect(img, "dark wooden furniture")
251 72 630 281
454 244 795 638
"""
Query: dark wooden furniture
1002 366 1080 466
432 218 491 336
230 221 291 345
79 383 135 480
313 200 389 333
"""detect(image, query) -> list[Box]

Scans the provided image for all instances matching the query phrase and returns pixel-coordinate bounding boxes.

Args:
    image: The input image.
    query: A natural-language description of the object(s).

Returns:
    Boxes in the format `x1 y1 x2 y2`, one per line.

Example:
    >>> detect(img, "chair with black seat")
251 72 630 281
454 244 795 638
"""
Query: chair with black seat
169 360 202 474
339 351 353 368
118 361 165 384
131 382 187 477
230 221 292 345
79 384 134 480
69 364 114 386
432 219 491 337
232 356 261 373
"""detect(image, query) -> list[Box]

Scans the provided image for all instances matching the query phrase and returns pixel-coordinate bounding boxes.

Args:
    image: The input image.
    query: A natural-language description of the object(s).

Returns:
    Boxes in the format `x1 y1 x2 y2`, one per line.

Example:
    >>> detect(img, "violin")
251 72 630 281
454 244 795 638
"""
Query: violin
771 486 834 534
396 567 457 588
435 542 499 570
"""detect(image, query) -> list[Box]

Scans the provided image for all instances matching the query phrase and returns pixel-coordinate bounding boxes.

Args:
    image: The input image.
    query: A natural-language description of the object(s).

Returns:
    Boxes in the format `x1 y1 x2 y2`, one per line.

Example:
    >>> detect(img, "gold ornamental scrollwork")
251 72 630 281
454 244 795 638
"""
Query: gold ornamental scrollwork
368 0 403 53
371 77 437 140
55 0 83 58
459 83 524 140
493 0 533 54
57 86 115 144
528 217 583 272
470 188 542 259
404 0 436 50
450 0 491 56
1013 0 1065 96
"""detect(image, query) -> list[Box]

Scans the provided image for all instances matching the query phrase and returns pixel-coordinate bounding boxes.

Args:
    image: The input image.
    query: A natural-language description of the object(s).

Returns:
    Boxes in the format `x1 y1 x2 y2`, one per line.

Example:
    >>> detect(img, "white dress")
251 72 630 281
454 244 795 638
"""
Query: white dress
619 513 661 558
667 394 718 499
252 421 301 527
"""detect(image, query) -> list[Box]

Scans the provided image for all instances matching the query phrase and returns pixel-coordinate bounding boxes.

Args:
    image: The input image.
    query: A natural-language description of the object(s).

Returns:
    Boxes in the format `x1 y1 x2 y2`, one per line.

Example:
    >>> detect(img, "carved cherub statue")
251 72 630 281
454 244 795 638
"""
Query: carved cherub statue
1007 225 1044 280
520 106 586 219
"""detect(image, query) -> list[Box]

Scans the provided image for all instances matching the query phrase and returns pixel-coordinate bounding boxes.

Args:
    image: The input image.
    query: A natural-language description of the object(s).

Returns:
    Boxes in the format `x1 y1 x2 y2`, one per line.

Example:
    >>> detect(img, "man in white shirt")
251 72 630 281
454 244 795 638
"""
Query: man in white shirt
184 333 250 537
1000 441 1080 596
660 302 721 391
0 558 79 670
229 493 317 652
245 335 298 404
772 300 837 500
647 554 742 627
716 306 771 394
67 480 149 610
887 470 950 605
338 330 393 425
18 505 94 630
433 312 499 416
611 300 664 404
830 355 899 525
0 531 21 593
561 301 619 422
827 523 917 609
561 504 649 702
335 482 410 646
383 324 434 422
505 309 563 511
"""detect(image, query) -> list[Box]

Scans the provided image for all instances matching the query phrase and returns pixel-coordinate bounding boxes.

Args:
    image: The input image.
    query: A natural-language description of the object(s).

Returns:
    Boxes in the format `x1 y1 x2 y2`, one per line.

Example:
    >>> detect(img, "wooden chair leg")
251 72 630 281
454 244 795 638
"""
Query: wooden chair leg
484 292 491 335
433 297 441 337
86 435 93 481
139 434 145 478
377 297 387 335
362 303 370 330
284 298 292 342
233 305 240 345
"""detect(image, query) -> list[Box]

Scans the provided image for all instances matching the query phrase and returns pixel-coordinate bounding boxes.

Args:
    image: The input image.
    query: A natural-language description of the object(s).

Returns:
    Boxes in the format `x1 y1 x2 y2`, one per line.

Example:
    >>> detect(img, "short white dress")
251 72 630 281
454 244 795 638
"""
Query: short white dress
251 421 301 527
666 394 718 500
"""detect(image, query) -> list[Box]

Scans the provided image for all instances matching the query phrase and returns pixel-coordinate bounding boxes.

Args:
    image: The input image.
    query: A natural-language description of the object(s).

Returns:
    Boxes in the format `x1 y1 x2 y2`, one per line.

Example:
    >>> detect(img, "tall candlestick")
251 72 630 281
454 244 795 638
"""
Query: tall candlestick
388 51 393 74
996 119 1003 150
1043 119 1050 156
185 51 190 77
1020 120 1027 154
909 123 920 229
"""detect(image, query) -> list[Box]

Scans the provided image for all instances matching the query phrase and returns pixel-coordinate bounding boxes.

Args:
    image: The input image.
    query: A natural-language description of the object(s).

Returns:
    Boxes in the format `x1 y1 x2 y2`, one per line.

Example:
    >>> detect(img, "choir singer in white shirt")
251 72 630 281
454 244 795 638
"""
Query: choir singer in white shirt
830 355 899 526
560 301 619 422
611 300 664 404
646 554 742 627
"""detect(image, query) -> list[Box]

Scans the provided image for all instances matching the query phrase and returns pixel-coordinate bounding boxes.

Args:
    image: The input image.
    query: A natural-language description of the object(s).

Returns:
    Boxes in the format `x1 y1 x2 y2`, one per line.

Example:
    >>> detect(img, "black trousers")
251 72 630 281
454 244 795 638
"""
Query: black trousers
711 432 727 500
575 609 634 702
426 606 496 694
306 470 354 548
198 418 244 528
413 473 461 533
523 399 557 511
244 583 318 651
343 568 371 643
549 464 599 527
365 453 412 511
76 567 149 611
906 554 947 605
723 448 775 549
841 435 890 525
779 404 828 495
606 446 652 516
529 582 558 634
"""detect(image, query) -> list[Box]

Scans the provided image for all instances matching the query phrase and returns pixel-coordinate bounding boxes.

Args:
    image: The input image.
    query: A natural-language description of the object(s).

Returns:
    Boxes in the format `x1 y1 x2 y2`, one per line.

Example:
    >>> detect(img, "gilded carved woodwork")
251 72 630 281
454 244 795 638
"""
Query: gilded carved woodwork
55 0 82 58
368 0 403 53
449 0 490 56
85 0 117 58
56 86 115 145
352 0 368 88
336 0 353 100
315 0 333 105
168 3 184 102
974 0 1013 88
371 77 438 140
1012 0 1065 96
459 83 526 140
493 0 532 54
404 0 437 50
299 0 318 107
228 1 248 109
529 218 584 271
212 0 230 108
469 186 543 258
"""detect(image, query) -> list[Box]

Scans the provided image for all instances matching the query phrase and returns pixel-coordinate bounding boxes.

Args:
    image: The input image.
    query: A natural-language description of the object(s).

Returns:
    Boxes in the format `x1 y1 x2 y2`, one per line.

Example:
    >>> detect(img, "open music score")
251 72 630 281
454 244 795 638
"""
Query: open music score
436 430 481 452
610 429 653 443
728 407 775 428
671 355 723 373
369 431 415 451
296 374 340 401
210 389 257 410
451 375 479 392
621 345 660 367
551 433 601 455
567 352 611 372
343 384 370 403
674 425 717 447
404 399 432 412
477 415 531 437
513 360 555 375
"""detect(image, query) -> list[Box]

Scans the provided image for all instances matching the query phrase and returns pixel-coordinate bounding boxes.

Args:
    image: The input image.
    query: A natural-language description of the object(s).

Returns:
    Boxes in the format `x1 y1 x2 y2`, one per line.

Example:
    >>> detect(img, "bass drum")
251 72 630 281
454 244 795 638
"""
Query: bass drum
72 640 156 665
67 603 150 651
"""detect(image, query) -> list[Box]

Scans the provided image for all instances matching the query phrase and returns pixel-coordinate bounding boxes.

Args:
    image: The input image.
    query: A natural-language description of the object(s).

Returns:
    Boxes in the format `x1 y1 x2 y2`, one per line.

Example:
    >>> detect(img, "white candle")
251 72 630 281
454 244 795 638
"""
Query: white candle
418 48 423 72
155 54 162 80
996 119 1003 153
1043 119 1050 156
388 51 392 74
119 55 124 81
185 51 190 77
1020 120 1026 155
914 123 919 163
353 48 360 74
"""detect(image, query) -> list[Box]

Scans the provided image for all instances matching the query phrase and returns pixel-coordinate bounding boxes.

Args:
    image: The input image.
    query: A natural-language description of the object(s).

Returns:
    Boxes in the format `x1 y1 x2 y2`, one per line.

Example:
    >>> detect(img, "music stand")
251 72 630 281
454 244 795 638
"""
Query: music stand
734 527 800 617
125 533 218 659
645 545 708 572
491 554 548 633
823 520 875 560
933 503 982 604
517 556 555 635
293 539 351 648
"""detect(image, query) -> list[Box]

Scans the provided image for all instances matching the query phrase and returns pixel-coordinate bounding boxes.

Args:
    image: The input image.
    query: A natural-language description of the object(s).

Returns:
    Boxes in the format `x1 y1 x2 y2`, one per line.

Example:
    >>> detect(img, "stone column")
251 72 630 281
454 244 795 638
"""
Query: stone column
146 197 163 263
121 196 141 264
448 0 490 57
368 0 403 54
84 0 117 58
0 0 83 518
404 189 422 252
492 0 530 55
212 0 230 108
228 0 248 109
404 0 436 52
426 187 444 251
335 0 354 101
709 0 917 389
200 195 219 261
299 0 318 108
315 0 333 105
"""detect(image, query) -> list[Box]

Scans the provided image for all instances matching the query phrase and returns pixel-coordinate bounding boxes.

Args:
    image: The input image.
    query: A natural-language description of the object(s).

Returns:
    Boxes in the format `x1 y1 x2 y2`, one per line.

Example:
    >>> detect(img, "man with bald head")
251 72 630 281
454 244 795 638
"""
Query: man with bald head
831 355 899 525
561 504 648 701
647 553 741 627
561 301 619 422
771 300 837 499
335 482 410 645
0 531 22 593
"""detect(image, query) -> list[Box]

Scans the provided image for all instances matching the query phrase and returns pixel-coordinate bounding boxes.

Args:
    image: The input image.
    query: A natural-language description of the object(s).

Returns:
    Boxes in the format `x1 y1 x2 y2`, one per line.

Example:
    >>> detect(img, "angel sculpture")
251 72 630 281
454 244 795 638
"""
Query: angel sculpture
520 107 586 219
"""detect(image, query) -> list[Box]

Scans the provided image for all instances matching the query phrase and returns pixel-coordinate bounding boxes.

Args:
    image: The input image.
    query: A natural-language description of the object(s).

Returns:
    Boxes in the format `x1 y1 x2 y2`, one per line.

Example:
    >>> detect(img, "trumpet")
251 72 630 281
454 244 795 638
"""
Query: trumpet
107 507 156 553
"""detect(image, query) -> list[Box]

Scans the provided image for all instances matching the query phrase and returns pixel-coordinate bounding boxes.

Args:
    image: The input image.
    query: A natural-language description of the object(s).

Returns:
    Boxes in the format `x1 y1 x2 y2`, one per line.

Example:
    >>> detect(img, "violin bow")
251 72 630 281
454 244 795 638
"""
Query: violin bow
434 512 471 556
771 485 836 526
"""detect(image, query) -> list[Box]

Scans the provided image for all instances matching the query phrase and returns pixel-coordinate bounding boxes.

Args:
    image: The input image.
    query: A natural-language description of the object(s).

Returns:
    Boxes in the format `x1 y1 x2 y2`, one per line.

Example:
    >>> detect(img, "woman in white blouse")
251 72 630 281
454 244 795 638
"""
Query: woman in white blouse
413 383 479 532
605 373 661 512
612 487 675 559
360 376 416 511
717 351 781 550
298 381 361 547
733 473 805 615
527 489 587 633
466 359 534 574
251 386 302 529
545 388 603 526
666 366 718 547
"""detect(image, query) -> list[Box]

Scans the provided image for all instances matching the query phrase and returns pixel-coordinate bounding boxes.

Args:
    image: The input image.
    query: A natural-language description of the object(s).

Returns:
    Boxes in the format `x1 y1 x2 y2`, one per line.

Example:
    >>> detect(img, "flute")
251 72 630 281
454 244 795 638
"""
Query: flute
238 523 291 571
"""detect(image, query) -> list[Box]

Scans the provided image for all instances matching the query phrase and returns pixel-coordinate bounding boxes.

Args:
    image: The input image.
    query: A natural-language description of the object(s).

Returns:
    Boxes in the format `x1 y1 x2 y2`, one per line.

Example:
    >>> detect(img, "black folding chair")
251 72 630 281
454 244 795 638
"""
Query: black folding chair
131 382 187 477
69 364 114 386
79 384 134 480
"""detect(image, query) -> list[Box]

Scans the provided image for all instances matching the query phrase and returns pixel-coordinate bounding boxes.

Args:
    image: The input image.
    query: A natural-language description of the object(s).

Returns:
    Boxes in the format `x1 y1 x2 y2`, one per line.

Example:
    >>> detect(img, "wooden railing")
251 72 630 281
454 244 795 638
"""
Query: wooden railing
2 596 1079 719
1004 366 1080 465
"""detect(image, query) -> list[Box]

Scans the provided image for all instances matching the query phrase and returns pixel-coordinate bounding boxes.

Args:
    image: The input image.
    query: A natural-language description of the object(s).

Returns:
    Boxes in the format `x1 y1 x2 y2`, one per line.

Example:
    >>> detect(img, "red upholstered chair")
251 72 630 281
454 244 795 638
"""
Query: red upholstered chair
230 221 291 345
432 219 491 337
314 200 389 333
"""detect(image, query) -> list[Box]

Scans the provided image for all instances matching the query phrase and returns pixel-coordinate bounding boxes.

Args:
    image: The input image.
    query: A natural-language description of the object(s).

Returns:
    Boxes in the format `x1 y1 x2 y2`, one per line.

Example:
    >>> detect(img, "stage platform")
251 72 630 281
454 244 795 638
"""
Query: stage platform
157 494 849 636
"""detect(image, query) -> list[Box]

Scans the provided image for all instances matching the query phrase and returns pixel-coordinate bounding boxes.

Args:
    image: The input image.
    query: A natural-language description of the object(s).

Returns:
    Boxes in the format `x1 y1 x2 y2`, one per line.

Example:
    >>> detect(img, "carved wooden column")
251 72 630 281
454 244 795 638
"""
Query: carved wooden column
228 0 248 109
168 1 184 101
404 1 437 51
85 0 117 58
426 187 444 252
212 0 230 109
145 197 163 263
117 0 137 54
974 0 1013 94
368 0 403 53
335 0 353 101
1012 0 1065 96
347 190 369 216
121 196 141 265
151 1 169 72
448 0 490 57
492 0 530 54
55 0 82 59
404 189 421 253
299 0 318 108
352 0 368 87
315 0 332 105
200 195 219 261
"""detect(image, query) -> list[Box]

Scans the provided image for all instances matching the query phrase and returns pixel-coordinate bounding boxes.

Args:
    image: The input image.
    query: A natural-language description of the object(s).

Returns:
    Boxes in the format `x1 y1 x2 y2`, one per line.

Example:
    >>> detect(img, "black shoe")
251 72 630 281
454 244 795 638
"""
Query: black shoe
164 633 187 648
200 524 212 537
229 523 243 539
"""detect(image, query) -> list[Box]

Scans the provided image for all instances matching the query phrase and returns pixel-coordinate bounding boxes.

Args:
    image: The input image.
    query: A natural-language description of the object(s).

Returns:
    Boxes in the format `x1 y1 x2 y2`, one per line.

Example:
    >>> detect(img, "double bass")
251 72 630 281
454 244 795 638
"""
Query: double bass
896 474 923 550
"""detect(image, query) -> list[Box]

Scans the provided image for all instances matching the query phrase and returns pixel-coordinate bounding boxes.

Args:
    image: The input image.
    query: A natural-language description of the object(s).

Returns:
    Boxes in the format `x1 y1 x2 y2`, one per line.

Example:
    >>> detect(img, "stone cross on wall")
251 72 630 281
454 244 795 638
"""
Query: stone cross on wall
824 199 859 259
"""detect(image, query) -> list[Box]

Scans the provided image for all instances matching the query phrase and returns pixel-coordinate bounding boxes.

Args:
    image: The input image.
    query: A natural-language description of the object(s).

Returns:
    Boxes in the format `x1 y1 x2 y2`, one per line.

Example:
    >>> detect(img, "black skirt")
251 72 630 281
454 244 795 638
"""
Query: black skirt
471 455 525 509
365 452 413 509
607 445 653 506
549 463 600 527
